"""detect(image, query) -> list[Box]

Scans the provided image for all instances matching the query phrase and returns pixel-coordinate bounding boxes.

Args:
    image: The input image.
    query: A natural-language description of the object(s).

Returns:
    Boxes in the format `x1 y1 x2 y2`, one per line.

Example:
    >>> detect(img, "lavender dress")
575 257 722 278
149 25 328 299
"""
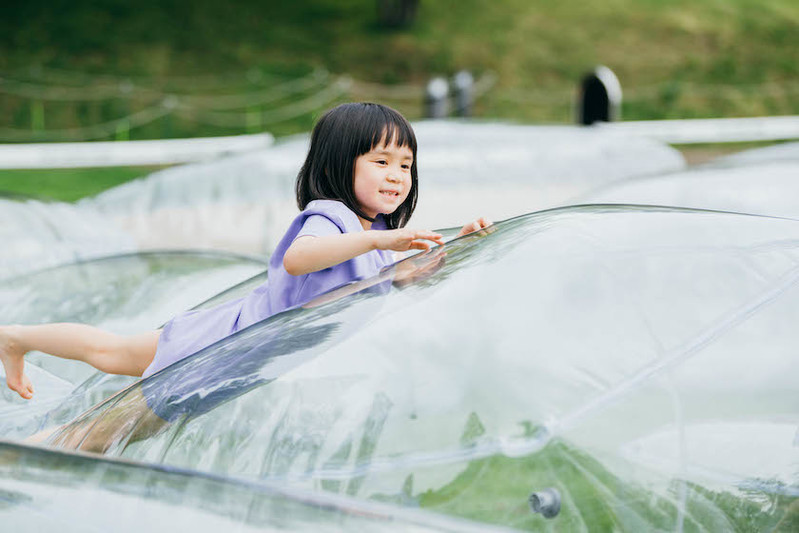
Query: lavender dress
142 200 394 378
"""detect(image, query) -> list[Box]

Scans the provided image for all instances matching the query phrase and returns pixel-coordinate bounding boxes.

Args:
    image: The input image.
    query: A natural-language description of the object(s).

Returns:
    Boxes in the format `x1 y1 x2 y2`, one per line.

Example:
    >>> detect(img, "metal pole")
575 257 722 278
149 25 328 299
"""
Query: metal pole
425 77 449 119
452 70 474 117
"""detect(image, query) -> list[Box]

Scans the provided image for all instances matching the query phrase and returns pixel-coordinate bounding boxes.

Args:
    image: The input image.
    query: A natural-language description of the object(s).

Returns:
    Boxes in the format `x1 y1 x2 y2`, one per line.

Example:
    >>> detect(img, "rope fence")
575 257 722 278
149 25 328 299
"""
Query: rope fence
173 78 352 128
4 64 290 91
1 66 797 143
0 104 173 142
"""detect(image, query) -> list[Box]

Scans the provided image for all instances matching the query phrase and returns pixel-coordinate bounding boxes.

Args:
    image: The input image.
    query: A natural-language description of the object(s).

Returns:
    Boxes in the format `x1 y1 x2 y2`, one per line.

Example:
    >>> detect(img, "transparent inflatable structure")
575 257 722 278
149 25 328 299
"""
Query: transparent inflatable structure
82 122 686 255
0 251 267 439
1 128 796 532
582 150 799 219
40 205 799 531
0 440 496 532
0 196 137 280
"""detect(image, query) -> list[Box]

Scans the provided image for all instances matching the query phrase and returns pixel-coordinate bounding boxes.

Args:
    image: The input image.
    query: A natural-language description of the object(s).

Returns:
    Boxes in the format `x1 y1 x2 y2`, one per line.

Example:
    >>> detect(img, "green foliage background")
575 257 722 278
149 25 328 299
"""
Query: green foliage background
0 0 797 199
2 0 797 134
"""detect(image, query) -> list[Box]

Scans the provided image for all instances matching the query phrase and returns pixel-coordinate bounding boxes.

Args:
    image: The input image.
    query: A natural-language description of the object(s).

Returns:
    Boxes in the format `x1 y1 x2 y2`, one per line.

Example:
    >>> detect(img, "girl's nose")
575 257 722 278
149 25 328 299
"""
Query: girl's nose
386 174 400 183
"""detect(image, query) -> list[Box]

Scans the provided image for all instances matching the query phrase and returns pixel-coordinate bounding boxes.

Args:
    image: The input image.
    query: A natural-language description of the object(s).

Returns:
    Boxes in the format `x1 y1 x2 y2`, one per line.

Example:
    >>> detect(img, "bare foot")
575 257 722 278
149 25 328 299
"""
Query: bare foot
0 325 34 400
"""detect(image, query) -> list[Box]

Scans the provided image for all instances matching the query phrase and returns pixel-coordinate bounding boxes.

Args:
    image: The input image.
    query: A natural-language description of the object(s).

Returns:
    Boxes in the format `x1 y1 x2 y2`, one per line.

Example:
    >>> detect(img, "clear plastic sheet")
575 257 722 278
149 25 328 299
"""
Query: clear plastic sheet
83 122 685 254
410 122 685 228
43 205 799 530
582 160 799 219
0 196 136 280
2 121 683 281
4 127 797 531
0 251 266 440
0 440 504 532
713 141 799 166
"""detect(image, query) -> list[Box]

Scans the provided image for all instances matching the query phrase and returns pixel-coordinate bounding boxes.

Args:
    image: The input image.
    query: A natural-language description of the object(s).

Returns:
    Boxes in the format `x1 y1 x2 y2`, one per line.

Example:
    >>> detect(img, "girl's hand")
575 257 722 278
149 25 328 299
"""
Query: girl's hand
456 217 492 237
393 247 447 287
371 228 445 252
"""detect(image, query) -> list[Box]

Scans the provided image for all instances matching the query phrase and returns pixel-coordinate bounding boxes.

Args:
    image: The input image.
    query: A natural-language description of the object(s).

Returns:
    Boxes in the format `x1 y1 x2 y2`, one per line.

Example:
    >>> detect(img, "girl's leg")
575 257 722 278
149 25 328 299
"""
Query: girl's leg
50 388 169 454
0 324 160 399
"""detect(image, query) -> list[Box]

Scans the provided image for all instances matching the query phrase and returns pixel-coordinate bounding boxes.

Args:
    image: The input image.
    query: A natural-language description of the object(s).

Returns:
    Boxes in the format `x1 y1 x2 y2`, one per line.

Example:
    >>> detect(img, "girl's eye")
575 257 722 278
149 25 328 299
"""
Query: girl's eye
376 160 387 165
402 164 410 170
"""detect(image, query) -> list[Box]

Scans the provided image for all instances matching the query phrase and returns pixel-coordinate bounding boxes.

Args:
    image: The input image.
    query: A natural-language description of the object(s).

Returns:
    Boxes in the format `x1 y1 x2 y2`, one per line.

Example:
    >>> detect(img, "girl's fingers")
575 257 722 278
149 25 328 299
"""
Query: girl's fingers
395 230 443 251
410 231 444 246
417 230 443 240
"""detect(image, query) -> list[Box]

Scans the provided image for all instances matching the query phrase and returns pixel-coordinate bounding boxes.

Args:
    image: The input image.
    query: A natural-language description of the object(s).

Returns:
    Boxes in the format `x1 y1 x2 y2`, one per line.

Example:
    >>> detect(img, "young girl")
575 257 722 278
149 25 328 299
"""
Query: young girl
1 102 490 401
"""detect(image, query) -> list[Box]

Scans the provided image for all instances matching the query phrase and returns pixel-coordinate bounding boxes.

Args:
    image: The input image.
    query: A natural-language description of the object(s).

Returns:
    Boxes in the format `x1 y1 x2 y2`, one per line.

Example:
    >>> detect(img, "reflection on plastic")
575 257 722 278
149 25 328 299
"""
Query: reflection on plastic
0 440 499 532
0 251 267 441
43 205 799 530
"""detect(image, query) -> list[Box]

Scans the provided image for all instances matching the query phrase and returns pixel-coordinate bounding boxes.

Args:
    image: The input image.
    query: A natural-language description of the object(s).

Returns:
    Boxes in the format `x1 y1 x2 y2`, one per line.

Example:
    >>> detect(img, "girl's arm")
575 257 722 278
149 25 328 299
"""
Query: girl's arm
283 228 444 276
302 247 446 309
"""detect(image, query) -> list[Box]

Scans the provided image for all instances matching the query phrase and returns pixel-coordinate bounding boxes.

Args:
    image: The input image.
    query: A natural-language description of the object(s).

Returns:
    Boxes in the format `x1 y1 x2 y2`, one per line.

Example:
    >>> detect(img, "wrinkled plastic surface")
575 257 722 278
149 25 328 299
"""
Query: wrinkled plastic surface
0 196 136 280
83 122 685 254
44 206 799 531
0 440 502 532
0 251 266 440
3 127 798 532
583 159 799 219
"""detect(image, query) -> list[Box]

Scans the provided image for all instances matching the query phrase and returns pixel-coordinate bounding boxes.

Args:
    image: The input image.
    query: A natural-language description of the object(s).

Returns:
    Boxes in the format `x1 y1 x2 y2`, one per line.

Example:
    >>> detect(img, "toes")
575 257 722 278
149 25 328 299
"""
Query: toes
6 375 33 400
23 376 34 399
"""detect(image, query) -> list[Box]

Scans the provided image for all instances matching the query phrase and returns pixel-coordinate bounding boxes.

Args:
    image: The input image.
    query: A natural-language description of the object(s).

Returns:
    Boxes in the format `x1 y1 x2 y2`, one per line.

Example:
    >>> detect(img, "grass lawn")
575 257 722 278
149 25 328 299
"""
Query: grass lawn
1 0 797 141
1 1 795 199
0 166 162 202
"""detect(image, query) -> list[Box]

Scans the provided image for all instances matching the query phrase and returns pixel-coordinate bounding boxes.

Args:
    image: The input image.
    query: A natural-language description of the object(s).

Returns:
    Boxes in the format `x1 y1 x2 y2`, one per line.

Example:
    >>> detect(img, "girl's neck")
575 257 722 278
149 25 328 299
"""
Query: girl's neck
358 216 372 231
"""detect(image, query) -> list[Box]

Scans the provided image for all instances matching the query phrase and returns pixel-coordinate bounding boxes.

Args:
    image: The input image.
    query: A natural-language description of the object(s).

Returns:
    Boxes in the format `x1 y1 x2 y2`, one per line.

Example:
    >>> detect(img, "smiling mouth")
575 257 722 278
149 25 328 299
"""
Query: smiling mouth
380 191 400 198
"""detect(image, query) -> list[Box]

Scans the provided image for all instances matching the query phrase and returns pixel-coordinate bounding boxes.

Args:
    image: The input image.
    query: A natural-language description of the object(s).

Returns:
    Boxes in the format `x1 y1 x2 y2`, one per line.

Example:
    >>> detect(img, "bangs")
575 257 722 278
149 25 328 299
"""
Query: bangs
362 106 417 155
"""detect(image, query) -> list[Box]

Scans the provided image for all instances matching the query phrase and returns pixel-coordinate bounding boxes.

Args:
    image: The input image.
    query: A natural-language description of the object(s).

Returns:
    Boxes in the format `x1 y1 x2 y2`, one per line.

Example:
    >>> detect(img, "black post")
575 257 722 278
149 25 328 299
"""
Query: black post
452 70 474 117
577 66 622 125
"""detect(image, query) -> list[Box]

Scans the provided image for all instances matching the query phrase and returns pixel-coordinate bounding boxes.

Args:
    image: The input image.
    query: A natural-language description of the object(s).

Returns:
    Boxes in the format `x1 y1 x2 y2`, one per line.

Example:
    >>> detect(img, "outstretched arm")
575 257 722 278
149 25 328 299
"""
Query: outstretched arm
303 246 447 308
283 228 444 276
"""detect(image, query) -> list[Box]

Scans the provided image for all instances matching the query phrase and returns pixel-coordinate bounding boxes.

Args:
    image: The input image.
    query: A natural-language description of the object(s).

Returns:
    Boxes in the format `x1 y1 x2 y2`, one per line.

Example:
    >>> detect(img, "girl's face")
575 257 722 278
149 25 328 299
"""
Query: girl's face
353 139 413 223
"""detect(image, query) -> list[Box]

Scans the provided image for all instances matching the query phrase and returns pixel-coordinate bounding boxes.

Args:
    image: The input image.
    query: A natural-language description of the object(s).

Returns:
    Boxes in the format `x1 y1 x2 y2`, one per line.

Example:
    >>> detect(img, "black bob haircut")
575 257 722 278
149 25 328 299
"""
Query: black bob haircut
296 102 418 229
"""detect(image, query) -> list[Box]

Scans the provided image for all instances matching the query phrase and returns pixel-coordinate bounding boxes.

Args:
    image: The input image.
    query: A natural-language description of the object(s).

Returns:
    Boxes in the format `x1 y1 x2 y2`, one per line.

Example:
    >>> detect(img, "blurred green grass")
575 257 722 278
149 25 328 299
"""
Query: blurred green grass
0 166 160 202
414 440 798 531
1 0 797 200
2 0 797 134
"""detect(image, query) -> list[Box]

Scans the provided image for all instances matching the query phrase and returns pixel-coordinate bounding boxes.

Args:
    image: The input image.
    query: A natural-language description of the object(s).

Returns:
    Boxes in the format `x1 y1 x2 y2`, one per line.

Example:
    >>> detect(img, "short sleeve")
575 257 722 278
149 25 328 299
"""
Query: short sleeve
294 214 342 241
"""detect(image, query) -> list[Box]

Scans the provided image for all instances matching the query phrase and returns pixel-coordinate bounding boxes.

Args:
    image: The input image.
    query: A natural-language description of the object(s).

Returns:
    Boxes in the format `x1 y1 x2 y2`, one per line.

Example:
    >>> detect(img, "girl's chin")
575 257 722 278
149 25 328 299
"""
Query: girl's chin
378 197 404 211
